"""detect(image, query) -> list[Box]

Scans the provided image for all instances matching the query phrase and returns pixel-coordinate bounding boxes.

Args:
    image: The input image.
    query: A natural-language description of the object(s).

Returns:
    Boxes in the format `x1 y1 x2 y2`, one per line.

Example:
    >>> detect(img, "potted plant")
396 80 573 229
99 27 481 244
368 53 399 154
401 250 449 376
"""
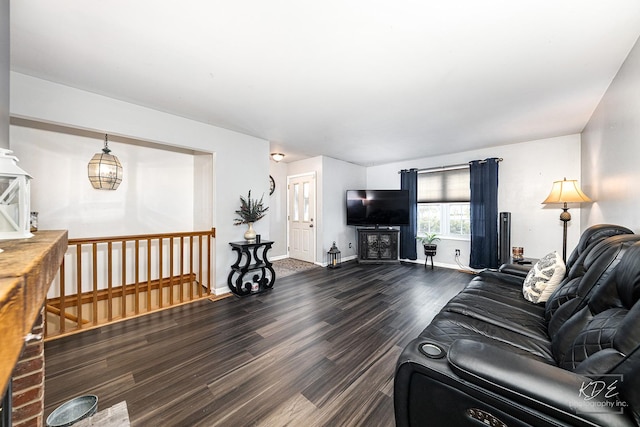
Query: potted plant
234 190 268 241
417 233 440 256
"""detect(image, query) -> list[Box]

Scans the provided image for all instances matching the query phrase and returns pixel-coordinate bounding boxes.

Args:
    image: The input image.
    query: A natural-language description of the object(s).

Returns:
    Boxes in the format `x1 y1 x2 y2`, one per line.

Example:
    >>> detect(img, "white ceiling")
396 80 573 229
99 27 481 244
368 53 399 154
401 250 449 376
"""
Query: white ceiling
10 1 640 166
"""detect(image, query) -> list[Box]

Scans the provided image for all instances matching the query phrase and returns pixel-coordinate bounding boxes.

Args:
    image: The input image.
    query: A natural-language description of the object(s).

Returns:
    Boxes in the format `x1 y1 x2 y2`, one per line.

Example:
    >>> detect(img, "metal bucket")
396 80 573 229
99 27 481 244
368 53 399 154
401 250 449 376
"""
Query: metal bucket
46 395 98 427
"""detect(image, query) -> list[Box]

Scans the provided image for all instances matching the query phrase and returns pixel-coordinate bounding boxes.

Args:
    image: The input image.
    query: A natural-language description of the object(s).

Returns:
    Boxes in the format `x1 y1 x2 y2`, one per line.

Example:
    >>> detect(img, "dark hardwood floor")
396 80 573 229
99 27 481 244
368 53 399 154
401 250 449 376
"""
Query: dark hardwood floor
44 261 470 426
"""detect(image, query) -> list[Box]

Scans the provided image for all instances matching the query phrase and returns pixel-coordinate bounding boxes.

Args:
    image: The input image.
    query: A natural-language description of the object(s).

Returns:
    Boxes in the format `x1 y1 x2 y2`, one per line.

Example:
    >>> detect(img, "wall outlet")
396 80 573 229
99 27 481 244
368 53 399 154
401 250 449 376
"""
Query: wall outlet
349 242 352 248
455 249 461 256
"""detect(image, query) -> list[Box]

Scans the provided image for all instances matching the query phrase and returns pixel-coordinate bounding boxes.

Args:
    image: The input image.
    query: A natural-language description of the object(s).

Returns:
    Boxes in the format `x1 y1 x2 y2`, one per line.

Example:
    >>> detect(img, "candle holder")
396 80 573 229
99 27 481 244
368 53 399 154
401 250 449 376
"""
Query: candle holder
327 241 341 269
512 246 524 261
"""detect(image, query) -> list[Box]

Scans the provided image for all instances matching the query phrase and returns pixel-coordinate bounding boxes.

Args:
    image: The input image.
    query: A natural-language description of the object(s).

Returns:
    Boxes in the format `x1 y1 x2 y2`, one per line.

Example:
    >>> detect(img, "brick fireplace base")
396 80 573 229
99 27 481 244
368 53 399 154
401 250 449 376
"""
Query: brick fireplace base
11 308 45 427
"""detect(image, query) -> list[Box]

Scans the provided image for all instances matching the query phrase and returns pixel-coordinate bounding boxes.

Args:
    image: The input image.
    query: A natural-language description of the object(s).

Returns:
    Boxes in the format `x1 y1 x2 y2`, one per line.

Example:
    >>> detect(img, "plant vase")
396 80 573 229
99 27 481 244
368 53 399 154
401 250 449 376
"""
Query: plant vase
423 244 437 257
234 191 268 242
244 222 257 241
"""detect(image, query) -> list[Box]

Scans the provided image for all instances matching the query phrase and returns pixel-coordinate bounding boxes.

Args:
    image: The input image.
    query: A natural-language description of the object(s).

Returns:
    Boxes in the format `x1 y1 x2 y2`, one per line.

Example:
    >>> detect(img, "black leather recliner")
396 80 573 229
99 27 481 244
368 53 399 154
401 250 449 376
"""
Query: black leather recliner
497 223 633 278
394 227 640 426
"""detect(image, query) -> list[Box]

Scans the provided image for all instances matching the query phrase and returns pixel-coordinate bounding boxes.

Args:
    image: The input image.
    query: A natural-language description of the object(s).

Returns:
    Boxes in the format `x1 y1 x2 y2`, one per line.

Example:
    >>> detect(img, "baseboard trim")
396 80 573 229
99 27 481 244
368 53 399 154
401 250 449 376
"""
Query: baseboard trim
214 285 231 295
400 258 460 270
320 254 358 267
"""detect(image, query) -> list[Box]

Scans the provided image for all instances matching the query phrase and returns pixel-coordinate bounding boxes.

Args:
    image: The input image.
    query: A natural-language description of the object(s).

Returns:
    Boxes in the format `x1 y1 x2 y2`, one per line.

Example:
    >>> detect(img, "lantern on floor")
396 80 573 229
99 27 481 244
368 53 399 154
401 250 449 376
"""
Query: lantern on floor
0 149 33 240
88 134 123 190
327 241 341 269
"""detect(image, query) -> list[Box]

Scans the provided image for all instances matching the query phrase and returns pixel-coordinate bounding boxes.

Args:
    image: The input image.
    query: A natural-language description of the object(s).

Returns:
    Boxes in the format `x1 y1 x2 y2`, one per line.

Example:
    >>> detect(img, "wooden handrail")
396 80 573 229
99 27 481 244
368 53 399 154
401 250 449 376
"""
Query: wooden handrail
67 230 216 245
46 229 216 339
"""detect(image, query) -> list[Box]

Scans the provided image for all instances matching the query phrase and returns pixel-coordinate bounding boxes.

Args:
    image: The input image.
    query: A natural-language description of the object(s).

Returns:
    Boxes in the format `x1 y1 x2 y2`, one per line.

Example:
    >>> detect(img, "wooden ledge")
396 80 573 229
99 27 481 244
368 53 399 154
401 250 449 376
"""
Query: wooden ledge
0 230 68 394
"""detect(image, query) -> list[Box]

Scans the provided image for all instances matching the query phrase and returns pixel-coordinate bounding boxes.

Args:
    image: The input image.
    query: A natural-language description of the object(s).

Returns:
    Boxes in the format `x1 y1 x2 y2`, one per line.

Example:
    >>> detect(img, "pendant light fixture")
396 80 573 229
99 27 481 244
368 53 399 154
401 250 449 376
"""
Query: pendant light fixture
88 134 123 190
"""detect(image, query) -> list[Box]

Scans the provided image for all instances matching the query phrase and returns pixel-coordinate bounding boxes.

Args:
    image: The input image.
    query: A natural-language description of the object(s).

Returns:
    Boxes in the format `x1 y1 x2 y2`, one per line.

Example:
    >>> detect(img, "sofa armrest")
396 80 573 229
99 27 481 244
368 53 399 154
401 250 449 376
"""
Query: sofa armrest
498 262 532 277
448 339 635 427
477 269 526 286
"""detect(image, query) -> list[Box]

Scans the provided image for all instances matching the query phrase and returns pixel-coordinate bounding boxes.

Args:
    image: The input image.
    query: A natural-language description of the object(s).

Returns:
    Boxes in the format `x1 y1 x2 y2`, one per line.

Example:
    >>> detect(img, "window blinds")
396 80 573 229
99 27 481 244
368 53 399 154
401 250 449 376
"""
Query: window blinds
417 168 470 203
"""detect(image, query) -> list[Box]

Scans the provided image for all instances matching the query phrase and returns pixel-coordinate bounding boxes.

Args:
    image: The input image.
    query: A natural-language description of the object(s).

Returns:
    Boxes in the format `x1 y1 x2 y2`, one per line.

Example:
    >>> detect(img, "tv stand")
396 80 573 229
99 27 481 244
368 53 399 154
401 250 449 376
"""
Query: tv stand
357 228 399 264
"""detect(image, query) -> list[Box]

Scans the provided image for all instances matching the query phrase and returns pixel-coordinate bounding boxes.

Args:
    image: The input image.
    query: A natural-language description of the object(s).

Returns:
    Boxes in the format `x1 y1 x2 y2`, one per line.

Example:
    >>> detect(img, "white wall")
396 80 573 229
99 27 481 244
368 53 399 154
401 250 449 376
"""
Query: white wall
0 0 9 149
194 152 214 230
366 135 582 267
10 73 270 293
287 157 324 181
11 125 195 237
581 37 640 232
277 139 579 268
322 156 366 261
268 160 288 258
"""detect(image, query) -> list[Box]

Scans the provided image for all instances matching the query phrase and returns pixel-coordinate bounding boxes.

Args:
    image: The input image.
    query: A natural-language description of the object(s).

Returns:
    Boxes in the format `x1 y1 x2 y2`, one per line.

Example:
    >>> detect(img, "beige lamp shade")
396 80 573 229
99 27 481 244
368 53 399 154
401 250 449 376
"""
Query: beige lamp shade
542 178 592 204
542 178 592 263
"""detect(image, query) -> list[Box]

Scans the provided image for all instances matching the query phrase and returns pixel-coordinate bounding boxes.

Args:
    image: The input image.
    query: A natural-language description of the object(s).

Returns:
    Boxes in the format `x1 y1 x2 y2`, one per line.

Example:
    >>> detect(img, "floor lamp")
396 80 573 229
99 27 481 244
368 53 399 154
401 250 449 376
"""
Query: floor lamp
542 178 592 263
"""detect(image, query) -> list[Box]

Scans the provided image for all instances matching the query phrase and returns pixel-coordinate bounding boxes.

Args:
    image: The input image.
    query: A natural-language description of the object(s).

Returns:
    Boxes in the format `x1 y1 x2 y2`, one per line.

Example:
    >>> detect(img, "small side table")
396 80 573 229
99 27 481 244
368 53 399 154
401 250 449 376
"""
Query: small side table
227 240 275 296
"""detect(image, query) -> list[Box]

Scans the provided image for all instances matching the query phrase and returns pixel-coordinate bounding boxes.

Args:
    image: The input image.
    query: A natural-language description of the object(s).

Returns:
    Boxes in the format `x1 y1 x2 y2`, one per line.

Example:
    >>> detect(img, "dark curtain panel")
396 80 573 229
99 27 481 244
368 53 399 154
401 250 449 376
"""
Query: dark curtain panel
400 169 418 260
469 158 499 269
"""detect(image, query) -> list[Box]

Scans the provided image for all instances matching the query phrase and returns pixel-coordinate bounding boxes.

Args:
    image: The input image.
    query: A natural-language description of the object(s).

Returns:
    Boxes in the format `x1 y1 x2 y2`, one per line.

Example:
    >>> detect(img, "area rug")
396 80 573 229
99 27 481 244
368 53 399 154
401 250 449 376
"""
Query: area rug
272 258 320 278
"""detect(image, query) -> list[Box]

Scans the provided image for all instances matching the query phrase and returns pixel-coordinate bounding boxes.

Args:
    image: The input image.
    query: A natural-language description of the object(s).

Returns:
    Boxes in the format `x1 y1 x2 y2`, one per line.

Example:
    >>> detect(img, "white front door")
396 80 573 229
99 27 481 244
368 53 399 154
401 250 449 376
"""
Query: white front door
288 173 316 263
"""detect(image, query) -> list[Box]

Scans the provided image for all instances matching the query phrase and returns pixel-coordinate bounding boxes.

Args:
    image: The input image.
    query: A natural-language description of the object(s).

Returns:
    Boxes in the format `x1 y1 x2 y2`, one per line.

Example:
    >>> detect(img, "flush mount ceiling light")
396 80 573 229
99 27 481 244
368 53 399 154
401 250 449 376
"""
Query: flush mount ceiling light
87 134 123 190
270 153 285 162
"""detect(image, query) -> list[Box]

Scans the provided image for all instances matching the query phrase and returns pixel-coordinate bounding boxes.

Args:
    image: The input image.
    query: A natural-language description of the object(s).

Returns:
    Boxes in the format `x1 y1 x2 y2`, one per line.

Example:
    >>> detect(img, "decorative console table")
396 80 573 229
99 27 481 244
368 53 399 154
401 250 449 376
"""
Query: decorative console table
357 228 399 264
227 240 275 296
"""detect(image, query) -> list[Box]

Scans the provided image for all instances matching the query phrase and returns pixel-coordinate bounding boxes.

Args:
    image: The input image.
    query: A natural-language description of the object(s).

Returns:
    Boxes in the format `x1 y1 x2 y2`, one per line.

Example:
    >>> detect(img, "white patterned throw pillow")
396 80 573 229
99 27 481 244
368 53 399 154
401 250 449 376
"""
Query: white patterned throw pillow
522 251 566 303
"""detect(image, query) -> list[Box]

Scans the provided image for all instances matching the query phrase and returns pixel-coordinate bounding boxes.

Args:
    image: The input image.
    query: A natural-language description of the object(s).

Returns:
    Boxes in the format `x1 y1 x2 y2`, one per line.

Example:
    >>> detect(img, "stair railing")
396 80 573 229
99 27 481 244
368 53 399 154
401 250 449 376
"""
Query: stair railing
45 229 216 339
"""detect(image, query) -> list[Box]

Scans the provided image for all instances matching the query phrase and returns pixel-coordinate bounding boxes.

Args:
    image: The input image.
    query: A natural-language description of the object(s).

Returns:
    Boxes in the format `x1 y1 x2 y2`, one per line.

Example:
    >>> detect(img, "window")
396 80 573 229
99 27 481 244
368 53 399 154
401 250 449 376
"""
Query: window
293 183 299 221
448 203 471 235
417 167 470 239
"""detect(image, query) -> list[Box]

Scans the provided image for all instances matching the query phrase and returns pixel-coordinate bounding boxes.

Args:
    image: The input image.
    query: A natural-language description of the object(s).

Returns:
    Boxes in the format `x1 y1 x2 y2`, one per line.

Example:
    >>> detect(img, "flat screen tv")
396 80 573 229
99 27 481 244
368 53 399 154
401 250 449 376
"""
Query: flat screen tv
346 189 410 227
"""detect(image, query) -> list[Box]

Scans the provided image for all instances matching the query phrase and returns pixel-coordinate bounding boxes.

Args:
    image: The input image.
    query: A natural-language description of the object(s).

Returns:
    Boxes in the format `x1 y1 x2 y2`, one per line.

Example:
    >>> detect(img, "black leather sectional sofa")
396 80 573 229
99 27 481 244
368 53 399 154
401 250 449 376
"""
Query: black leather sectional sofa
394 224 640 426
